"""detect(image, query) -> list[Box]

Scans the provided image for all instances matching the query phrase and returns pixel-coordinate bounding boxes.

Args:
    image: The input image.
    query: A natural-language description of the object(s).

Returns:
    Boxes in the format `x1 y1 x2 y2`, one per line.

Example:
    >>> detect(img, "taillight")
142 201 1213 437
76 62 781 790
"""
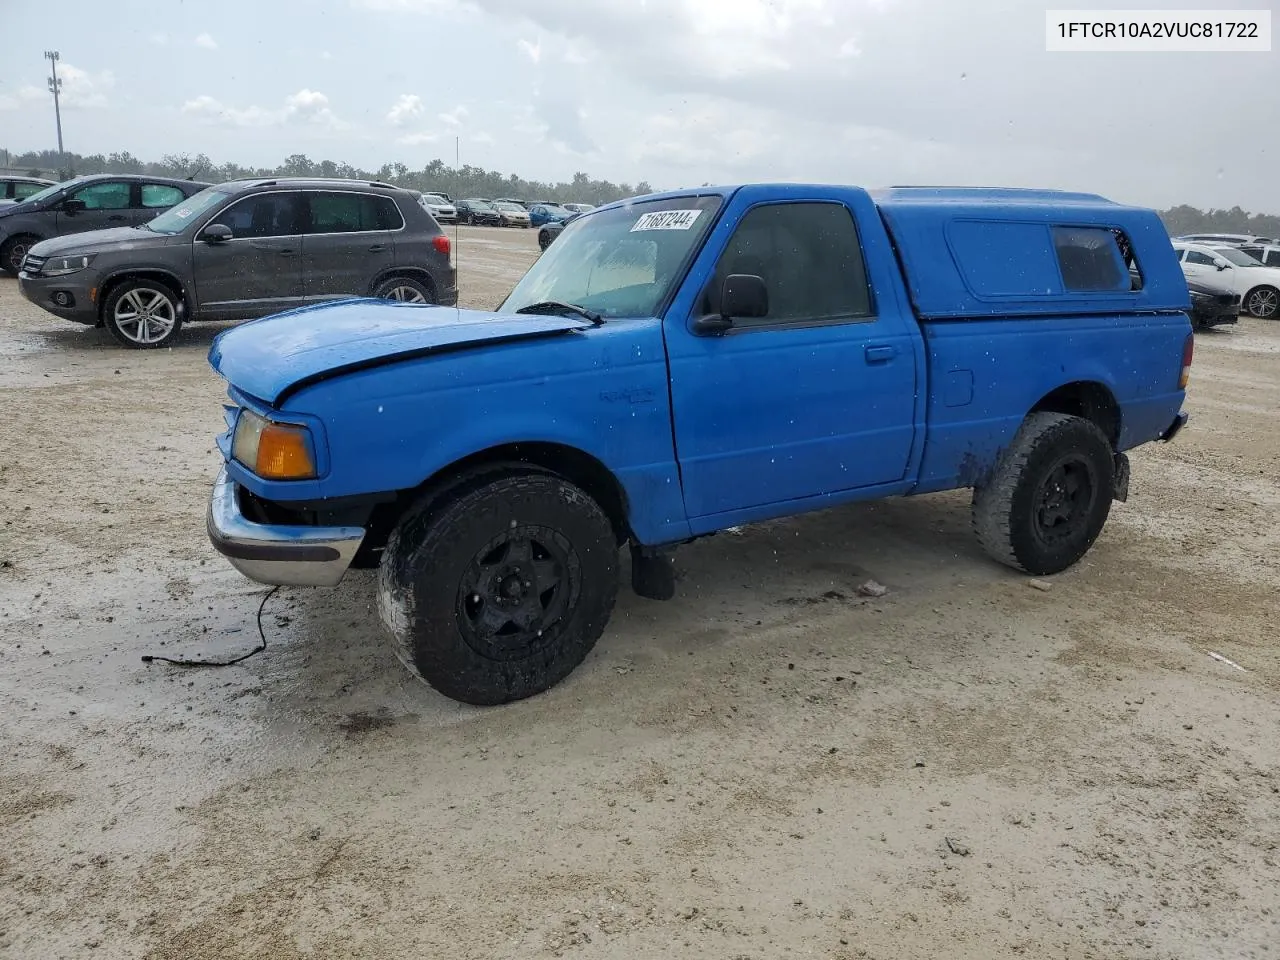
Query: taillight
432 234 451 256
1179 332 1194 390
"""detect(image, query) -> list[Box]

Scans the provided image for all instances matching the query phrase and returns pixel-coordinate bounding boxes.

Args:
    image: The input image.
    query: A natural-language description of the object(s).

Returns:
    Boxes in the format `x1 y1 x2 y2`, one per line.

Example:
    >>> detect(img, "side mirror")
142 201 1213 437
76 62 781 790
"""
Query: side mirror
62 198 86 215
692 273 769 335
200 223 233 243
1217 262 1231 271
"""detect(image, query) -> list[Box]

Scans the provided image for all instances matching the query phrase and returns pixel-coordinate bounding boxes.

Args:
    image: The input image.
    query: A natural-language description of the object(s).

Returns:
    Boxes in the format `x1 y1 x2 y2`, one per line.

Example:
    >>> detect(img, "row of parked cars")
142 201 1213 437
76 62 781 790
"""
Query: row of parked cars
1169 232 1280 327
409 191 592 249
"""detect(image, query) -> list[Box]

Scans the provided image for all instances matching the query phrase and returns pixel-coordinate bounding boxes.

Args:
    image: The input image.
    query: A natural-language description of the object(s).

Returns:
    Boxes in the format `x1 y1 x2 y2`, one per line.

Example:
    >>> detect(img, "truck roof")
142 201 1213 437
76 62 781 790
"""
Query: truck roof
609 183 1189 319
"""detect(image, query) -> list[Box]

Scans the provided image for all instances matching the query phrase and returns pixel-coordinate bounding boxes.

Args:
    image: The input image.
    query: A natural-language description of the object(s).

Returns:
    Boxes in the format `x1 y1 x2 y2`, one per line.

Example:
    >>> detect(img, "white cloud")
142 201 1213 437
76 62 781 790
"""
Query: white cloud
397 131 440 146
438 105 469 127
321 50 334 60
49 65 115 110
386 94 425 127
518 38 541 63
195 33 218 50
838 36 861 58
181 88 347 131
149 32 169 45
0 86 45 111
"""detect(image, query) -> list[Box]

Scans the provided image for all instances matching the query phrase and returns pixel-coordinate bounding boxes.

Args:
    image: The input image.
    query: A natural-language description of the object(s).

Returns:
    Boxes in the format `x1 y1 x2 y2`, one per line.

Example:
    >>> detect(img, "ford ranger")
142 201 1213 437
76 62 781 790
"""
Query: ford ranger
204 183 1193 706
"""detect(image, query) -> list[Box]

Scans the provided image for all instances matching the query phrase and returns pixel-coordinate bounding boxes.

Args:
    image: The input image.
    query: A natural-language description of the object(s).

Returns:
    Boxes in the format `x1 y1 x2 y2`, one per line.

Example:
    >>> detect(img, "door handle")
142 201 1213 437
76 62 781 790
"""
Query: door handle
368 244 386 252
277 249 296 257
865 344 898 363
107 215 125 221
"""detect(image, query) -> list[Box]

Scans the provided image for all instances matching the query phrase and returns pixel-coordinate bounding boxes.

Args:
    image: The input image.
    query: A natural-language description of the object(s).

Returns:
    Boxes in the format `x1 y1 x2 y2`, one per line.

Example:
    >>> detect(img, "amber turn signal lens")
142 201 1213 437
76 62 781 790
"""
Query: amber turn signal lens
256 423 316 480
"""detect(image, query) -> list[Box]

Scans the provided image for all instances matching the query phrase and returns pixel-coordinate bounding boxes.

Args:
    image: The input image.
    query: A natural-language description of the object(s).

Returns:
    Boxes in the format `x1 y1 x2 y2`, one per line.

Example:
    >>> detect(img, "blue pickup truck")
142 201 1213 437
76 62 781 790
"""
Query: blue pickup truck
205 183 1193 706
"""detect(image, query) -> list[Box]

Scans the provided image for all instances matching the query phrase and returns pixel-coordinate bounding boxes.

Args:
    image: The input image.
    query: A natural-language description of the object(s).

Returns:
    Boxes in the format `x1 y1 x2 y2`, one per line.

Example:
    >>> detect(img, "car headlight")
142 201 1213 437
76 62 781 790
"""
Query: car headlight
231 409 317 480
41 254 96 277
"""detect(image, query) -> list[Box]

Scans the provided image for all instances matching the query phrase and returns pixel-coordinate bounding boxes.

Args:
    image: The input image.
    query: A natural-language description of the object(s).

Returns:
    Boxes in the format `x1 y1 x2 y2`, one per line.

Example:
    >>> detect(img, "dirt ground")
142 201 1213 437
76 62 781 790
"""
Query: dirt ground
2 225 1278 960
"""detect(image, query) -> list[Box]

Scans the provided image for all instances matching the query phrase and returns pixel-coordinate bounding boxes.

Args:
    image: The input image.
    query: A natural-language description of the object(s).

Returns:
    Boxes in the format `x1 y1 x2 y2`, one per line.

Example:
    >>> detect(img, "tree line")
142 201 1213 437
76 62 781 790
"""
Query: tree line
2 147 1276 233
0 148 653 208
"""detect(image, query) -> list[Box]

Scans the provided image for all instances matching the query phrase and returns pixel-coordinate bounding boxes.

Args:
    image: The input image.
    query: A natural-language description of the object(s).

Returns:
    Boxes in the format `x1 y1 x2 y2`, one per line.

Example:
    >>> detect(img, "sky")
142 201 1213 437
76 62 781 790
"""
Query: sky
0 0 1275 212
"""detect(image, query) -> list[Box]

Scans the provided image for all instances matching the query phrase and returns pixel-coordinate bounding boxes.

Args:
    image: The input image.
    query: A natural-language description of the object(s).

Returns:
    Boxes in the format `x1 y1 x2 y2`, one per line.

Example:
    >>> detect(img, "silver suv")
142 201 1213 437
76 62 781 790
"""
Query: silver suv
17 177 458 349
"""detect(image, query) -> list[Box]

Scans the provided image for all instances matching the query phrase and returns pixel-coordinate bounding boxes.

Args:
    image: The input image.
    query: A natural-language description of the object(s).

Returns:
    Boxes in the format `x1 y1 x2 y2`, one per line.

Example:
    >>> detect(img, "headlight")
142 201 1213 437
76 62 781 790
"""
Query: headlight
231 409 317 480
41 254 96 277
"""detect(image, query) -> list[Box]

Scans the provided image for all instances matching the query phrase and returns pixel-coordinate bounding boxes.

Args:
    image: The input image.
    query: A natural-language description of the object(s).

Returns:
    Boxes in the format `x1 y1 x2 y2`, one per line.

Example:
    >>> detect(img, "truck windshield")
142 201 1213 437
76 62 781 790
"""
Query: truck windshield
500 195 724 319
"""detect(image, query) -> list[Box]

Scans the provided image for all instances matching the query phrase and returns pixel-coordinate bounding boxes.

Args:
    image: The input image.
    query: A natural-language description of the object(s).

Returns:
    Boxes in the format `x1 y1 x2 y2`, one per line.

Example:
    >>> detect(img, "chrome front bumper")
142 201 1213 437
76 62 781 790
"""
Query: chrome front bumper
206 467 366 588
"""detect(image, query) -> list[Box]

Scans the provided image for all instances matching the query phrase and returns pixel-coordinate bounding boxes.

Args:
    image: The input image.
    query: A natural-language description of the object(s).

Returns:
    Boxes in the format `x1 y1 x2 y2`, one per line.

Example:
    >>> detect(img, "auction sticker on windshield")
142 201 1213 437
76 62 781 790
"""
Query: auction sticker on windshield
631 209 702 231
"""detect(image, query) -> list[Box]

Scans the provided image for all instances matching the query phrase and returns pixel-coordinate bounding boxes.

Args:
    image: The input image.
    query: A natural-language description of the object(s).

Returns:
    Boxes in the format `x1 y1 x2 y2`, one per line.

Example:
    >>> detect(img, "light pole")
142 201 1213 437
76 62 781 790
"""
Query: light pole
44 50 65 171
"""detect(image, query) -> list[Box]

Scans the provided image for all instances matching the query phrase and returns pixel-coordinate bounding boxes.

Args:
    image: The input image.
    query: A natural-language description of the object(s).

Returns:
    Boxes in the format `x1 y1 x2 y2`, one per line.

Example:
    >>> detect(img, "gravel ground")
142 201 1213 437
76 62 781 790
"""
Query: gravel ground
1 225 1278 960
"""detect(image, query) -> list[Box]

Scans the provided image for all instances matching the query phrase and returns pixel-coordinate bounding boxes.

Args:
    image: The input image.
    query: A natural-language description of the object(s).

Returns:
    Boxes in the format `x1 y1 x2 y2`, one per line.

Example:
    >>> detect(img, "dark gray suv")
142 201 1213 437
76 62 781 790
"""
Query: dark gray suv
0 173 211 274
17 177 458 349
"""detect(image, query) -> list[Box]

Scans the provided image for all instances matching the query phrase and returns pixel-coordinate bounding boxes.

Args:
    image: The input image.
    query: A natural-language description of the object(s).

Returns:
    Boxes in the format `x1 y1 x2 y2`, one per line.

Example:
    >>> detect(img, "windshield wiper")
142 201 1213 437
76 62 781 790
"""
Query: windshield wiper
514 300 603 325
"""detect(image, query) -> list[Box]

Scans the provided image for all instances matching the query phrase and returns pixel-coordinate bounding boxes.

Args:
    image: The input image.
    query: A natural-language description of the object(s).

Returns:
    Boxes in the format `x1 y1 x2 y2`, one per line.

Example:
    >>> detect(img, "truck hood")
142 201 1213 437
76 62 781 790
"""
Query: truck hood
209 299 593 406
30 227 173 256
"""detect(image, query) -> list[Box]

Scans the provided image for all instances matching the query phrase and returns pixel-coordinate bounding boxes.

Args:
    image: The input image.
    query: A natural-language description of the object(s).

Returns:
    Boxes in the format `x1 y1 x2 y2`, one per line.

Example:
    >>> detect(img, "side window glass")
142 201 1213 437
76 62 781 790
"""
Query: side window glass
14 181 45 200
706 202 873 324
141 184 185 209
71 181 132 210
1051 226 1131 292
209 194 301 239
1185 251 1216 266
1267 250 1280 267
369 195 404 230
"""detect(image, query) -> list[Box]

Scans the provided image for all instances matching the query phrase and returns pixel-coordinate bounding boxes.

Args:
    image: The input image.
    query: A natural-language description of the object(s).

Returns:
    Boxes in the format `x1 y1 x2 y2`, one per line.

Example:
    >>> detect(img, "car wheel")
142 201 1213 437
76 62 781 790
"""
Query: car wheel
538 230 552 251
972 412 1115 576
373 276 434 304
377 471 620 706
0 234 39 275
1243 285 1279 319
102 279 183 349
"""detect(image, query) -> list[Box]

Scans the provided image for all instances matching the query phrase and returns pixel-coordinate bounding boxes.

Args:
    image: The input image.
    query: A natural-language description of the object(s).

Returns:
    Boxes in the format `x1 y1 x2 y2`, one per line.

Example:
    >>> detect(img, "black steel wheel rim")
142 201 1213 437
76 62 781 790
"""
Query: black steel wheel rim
1033 456 1096 545
7 242 29 272
456 524 581 660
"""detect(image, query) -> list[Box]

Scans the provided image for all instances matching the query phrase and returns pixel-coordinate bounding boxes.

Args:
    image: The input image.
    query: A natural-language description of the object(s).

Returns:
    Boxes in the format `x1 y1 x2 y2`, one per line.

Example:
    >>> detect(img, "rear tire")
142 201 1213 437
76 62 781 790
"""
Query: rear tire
972 412 1115 576
373 276 434 304
377 472 620 705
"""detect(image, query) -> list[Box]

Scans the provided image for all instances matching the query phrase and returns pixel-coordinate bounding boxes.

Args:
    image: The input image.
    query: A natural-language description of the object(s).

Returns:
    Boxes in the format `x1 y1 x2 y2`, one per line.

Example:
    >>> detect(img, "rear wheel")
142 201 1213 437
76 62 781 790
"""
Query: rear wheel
538 230 552 251
102 279 183 349
373 276 434 304
972 412 1115 576
1244 285 1278 319
377 472 620 705
0 234 38 275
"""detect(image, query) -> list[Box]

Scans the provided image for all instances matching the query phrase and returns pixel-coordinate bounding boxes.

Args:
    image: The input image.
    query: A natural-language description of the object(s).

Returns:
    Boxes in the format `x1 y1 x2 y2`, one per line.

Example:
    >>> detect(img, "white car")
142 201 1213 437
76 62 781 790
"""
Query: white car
1238 242 1280 269
417 193 457 224
1172 241 1280 319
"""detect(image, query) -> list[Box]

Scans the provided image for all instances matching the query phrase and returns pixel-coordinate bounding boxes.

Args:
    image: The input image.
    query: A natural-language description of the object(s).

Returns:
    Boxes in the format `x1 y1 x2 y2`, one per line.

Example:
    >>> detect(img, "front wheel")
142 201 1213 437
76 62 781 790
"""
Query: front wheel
373 276 434 304
102 279 183 349
1244 285 1278 319
377 472 620 705
0 234 38 275
972 412 1115 576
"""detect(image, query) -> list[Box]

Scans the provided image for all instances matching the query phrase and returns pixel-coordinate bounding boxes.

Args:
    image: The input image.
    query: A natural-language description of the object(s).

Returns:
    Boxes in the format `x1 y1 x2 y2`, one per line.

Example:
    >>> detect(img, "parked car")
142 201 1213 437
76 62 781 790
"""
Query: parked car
1172 241 1280 318
537 211 579 250
562 203 595 214
493 197 528 208
413 191 457 224
0 173 212 275
1186 277 1241 330
17 177 457 348
528 202 573 227
0 175 57 207
422 191 453 204
493 201 531 228
1174 233 1275 246
456 198 502 226
204 182 1191 706
1238 242 1280 268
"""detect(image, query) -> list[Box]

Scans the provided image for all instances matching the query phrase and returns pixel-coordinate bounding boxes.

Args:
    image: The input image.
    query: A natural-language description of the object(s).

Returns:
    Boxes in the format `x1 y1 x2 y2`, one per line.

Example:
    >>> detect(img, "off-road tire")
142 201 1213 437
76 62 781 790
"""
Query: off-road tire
377 472 619 705
0 234 38 275
972 412 1115 576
